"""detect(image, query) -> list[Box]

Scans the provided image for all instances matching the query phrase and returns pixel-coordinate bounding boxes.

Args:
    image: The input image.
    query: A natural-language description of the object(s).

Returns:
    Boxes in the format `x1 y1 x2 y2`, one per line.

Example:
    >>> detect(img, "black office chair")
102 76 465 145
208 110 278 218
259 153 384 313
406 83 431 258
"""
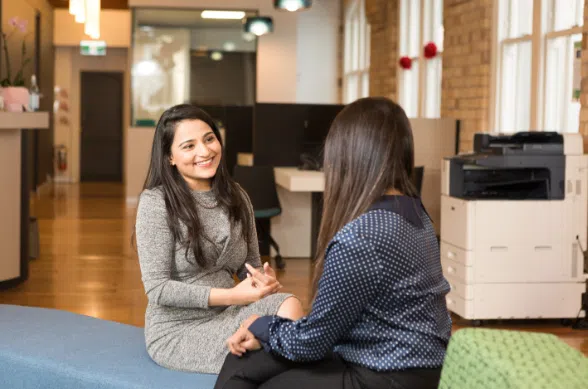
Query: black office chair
412 166 424 195
232 165 286 270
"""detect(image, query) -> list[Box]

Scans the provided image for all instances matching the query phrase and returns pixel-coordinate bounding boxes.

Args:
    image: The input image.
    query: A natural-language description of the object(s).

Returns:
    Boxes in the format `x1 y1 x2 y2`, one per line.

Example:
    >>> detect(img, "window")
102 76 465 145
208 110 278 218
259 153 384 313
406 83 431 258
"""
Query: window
131 8 258 126
543 0 583 133
398 0 444 118
343 0 370 104
494 0 583 133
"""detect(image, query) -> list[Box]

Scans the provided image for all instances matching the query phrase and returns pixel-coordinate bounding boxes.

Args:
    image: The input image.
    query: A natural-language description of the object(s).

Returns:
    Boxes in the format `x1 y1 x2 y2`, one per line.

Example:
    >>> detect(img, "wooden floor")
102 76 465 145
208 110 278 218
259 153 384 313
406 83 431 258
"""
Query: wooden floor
1 182 587 356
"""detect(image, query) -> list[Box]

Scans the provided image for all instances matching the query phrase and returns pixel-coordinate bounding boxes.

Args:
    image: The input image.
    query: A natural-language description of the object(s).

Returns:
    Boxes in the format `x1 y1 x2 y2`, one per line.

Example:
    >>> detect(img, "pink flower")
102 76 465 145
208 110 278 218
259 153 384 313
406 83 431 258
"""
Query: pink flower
17 19 28 33
8 17 27 33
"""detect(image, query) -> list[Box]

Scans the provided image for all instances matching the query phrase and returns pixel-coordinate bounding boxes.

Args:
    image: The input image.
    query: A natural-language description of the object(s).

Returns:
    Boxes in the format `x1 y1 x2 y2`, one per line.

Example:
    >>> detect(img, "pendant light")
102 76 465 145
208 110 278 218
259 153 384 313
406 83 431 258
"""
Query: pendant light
243 16 273 36
274 0 312 12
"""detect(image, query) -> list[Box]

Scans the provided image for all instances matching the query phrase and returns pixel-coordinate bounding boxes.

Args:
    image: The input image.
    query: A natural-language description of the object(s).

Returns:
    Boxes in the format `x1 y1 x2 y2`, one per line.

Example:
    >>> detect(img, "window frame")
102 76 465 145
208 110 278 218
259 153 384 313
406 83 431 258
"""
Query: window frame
343 0 370 104
491 0 584 134
397 0 444 118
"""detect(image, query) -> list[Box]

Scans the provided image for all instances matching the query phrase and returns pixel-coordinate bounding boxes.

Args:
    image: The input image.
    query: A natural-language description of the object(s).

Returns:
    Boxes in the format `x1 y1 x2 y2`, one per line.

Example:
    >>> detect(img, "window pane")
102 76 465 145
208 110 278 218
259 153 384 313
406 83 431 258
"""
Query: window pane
424 56 442 118
408 0 421 57
549 0 584 32
423 0 432 45
344 20 351 73
359 1 366 69
352 18 359 71
434 0 444 50
499 41 531 132
399 60 419 117
399 0 409 55
507 0 533 37
361 72 369 98
345 74 359 103
544 34 582 133
423 0 443 49
366 24 371 68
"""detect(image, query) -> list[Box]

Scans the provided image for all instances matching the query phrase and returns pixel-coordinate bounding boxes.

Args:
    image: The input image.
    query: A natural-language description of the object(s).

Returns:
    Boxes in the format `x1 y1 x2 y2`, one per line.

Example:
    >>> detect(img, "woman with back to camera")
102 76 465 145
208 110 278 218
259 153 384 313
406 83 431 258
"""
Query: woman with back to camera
134 104 304 374
214 97 452 389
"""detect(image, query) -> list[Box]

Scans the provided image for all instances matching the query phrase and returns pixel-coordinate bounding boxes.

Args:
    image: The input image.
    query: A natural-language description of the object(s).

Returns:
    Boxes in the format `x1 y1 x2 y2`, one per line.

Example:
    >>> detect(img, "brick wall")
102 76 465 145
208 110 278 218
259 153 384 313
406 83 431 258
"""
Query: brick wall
441 0 493 152
365 0 399 100
581 0 588 145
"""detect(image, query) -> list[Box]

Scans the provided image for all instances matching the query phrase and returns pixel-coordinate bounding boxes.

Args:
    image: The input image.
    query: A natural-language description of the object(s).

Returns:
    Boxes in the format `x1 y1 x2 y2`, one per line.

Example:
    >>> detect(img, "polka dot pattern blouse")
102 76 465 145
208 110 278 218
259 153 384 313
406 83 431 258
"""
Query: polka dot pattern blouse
249 195 452 372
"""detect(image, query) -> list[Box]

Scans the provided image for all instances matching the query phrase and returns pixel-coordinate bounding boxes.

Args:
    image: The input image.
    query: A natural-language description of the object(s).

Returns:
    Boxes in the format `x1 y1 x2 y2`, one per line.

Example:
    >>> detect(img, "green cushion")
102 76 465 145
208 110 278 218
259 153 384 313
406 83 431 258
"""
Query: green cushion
254 208 281 219
439 328 588 389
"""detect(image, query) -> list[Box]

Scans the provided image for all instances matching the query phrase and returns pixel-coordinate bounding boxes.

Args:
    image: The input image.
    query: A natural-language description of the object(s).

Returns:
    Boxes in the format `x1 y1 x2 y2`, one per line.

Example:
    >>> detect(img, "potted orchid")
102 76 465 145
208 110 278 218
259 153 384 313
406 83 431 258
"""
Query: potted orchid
0 17 32 111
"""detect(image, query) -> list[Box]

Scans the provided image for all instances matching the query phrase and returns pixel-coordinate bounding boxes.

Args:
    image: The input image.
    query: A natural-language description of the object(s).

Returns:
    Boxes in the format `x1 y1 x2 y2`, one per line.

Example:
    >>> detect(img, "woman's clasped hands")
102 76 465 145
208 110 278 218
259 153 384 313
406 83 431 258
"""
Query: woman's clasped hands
232 262 282 305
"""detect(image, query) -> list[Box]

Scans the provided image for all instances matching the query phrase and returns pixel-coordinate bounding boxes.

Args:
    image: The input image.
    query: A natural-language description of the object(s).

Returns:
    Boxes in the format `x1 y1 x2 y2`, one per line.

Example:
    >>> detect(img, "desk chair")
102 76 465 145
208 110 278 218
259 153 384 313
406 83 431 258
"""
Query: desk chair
233 165 286 270
412 166 424 195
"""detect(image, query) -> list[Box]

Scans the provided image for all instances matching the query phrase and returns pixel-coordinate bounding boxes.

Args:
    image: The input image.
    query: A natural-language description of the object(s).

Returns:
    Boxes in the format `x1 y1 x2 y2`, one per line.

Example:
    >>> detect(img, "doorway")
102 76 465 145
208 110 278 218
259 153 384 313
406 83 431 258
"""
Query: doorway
80 72 123 182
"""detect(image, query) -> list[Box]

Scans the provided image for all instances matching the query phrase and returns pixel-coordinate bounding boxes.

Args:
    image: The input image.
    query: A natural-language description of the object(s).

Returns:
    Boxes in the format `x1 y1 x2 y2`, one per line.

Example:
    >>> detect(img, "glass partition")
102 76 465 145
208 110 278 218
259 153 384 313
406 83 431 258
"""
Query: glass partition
131 8 258 126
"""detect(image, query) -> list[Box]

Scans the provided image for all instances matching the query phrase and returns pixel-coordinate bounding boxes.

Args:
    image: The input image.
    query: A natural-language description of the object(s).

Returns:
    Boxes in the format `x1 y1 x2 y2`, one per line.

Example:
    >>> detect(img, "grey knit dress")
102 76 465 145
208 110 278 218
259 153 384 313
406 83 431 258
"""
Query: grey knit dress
135 186 292 374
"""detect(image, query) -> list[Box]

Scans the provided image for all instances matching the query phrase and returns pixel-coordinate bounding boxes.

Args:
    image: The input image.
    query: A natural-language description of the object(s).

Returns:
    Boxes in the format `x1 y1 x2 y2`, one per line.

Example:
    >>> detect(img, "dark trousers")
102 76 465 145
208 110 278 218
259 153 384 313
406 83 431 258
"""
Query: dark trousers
214 350 442 389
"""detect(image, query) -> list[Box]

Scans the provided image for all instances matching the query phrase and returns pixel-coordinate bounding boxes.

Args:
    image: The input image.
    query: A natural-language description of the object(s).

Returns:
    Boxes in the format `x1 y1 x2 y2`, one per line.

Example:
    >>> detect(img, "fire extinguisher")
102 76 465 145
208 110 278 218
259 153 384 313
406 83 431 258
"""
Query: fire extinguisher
55 145 67 172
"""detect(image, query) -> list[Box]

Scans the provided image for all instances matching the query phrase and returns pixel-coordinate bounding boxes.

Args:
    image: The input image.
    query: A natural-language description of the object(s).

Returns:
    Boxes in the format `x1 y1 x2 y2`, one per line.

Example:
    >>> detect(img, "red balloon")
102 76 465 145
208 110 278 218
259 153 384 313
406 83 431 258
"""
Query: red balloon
424 42 438 59
399 56 412 69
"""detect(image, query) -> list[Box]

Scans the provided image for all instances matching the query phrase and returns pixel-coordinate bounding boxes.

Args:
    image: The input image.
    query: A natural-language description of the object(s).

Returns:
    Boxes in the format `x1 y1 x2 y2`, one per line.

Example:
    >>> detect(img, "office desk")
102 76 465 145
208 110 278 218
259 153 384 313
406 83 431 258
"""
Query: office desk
271 167 324 258
271 165 444 258
0 112 49 288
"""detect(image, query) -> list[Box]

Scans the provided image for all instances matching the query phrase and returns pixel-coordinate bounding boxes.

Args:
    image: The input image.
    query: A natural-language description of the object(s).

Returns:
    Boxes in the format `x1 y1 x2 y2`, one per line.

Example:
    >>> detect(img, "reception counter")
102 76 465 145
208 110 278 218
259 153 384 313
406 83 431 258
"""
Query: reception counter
0 112 50 288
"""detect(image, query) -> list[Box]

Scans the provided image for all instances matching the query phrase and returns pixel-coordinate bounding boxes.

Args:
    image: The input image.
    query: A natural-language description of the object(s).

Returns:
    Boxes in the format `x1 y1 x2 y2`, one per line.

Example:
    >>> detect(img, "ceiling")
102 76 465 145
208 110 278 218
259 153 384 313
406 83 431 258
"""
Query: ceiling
136 9 258 29
47 0 129 9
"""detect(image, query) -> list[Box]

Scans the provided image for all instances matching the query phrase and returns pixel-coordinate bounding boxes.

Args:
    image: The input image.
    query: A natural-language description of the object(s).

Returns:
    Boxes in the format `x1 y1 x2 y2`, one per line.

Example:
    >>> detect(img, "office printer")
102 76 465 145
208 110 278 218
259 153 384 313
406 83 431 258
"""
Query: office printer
440 131 587 322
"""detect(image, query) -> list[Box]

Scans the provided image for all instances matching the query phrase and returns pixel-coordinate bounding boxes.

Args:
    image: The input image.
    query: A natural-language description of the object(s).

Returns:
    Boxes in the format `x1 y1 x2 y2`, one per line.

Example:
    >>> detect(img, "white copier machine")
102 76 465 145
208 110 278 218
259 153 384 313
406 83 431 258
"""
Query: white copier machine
440 131 588 321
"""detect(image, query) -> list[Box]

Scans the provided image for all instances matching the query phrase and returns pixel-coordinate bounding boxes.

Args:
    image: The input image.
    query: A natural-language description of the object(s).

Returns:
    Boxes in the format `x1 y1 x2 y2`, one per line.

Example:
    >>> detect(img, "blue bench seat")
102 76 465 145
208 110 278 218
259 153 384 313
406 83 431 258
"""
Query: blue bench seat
0 304 218 389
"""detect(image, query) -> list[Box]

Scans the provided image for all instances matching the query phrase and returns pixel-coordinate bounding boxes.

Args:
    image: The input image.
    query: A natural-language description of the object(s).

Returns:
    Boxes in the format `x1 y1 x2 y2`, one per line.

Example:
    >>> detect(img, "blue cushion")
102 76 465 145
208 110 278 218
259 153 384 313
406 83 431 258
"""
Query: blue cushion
254 208 281 219
0 304 218 389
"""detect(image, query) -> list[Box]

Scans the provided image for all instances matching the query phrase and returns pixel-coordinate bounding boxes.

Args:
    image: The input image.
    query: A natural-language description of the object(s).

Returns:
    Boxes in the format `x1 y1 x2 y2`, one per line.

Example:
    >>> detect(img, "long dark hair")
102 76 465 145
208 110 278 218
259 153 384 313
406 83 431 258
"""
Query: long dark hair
140 104 251 268
311 97 417 297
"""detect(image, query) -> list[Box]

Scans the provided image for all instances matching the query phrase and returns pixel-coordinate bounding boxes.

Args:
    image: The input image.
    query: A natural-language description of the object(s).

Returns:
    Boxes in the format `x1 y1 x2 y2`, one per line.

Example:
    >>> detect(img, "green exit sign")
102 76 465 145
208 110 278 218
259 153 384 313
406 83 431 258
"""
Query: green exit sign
80 40 106 56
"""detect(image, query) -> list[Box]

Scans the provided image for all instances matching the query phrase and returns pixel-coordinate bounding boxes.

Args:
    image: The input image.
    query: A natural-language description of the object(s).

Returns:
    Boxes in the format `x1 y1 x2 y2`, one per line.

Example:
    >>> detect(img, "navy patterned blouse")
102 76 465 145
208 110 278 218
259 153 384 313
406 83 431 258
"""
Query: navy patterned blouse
249 195 452 372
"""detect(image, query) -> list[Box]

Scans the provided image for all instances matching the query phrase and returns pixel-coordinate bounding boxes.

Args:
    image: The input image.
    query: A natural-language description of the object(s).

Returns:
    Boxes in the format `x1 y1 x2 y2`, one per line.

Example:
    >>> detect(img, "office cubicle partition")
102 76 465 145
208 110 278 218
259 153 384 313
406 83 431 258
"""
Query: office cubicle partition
410 117 460 235
196 105 254 174
252 103 346 168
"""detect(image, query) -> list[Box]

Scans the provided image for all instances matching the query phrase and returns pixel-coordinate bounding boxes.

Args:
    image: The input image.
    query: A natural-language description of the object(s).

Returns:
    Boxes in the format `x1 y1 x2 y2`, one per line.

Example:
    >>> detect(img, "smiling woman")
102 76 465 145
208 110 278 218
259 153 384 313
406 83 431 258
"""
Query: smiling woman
132 104 304 374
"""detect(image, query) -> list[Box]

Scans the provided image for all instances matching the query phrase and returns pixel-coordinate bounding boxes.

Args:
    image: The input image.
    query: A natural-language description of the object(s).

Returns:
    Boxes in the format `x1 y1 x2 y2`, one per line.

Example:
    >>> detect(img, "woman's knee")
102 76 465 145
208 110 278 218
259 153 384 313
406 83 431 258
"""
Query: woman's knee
277 296 304 320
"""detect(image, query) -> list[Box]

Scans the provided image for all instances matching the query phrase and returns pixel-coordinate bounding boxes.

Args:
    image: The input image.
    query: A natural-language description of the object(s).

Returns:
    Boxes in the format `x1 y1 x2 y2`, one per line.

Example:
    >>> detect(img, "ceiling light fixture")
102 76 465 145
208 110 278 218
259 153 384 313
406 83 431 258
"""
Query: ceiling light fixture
223 42 236 51
274 0 312 12
210 51 224 61
201 10 246 20
69 0 86 23
84 0 101 39
243 17 273 36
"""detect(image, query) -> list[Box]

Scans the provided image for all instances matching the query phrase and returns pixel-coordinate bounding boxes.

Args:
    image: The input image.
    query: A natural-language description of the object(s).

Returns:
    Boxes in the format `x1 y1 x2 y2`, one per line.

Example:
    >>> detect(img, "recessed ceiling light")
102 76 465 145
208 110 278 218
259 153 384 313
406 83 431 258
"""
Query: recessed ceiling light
242 32 256 42
223 41 236 51
201 10 246 20
210 51 223 61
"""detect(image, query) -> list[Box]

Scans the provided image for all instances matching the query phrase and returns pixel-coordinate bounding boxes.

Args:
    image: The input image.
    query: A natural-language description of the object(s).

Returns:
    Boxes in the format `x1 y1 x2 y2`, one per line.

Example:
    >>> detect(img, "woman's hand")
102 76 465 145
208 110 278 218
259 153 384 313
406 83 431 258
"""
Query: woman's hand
246 263 281 289
227 326 261 357
231 275 280 305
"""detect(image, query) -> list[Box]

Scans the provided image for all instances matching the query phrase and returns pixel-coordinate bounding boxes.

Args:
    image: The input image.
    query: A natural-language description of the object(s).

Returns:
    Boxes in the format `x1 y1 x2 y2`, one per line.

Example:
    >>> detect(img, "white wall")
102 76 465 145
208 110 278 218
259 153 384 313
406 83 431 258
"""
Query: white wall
53 9 131 48
296 0 341 104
